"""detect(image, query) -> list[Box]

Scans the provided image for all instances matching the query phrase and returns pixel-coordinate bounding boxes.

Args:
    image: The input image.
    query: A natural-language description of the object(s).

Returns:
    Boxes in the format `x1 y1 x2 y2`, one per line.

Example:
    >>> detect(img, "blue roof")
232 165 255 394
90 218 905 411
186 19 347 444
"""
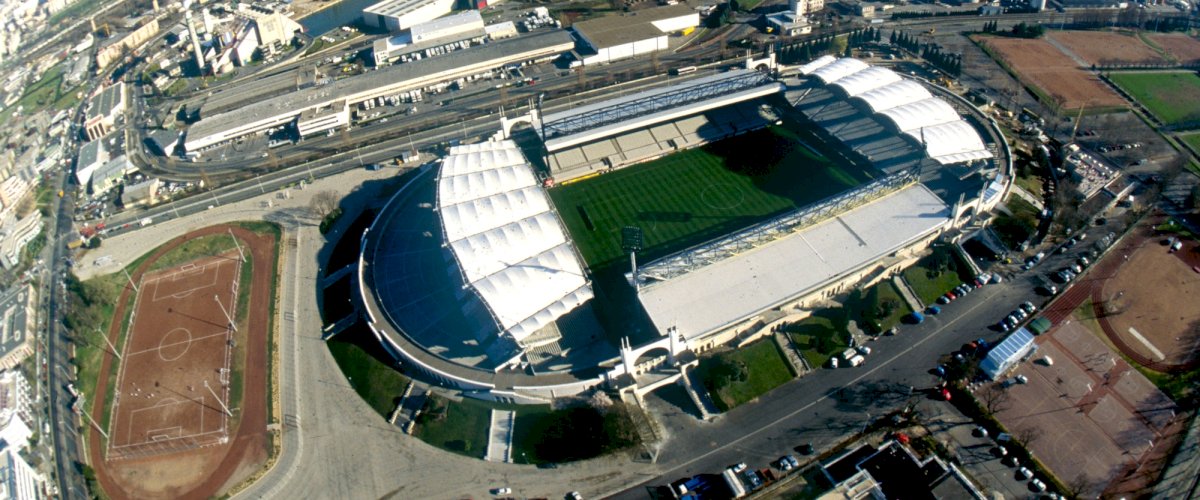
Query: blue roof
980 327 1035 379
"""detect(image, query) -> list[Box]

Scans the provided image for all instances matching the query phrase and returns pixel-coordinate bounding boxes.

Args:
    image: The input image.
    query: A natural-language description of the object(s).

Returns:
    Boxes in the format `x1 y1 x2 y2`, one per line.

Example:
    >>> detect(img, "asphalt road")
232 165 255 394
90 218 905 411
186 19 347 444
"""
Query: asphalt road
47 168 89 499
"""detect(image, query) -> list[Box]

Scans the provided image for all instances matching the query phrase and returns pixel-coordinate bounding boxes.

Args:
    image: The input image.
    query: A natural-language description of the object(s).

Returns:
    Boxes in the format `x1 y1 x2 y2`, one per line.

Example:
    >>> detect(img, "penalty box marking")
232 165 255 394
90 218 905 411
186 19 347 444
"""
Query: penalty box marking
149 260 233 302
119 394 226 447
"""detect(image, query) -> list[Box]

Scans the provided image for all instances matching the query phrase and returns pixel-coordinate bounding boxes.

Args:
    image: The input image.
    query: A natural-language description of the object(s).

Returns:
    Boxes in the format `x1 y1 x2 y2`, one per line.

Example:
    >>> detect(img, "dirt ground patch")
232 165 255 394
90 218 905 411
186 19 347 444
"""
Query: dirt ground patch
992 321 1180 497
88 224 277 500
1145 34 1200 65
1098 235 1200 367
1048 31 1168 67
974 35 1125 112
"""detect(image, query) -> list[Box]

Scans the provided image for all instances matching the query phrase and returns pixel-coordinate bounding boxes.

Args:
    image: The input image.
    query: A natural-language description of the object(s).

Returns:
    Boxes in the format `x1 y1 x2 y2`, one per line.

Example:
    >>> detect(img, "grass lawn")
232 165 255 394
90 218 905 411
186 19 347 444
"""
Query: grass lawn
414 395 492 458
902 246 972 305
1181 132 1200 157
1013 172 1043 199
510 404 554 463
866 281 913 331
549 125 879 270
147 234 241 272
326 324 411 417
788 312 849 369
993 197 1040 249
1 63 65 124
1109 71 1200 126
696 338 795 411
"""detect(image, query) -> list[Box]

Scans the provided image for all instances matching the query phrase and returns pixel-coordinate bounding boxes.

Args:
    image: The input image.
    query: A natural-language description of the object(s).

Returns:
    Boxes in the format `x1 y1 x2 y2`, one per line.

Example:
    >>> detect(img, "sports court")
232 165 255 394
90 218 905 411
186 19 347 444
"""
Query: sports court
107 251 242 460
993 321 1178 496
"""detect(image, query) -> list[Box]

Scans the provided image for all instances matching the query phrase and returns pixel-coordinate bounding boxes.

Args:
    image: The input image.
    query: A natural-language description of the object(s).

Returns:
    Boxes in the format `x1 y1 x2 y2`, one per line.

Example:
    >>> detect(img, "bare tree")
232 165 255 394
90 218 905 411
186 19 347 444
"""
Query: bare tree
309 190 340 217
1015 425 1043 448
979 384 1012 414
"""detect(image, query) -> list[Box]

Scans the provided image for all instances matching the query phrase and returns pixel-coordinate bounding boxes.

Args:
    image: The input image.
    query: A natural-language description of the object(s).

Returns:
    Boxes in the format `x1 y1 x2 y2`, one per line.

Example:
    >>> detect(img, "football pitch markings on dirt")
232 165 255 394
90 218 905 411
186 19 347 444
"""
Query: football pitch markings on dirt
549 126 880 270
1108 71 1200 126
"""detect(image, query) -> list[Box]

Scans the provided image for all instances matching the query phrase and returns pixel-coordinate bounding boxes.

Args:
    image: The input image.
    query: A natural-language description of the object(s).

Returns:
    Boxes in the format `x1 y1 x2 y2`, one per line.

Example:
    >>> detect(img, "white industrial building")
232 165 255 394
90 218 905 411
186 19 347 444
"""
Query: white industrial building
362 0 455 32
570 5 698 66
411 10 483 43
83 82 127 142
372 11 489 66
296 101 349 137
436 140 593 348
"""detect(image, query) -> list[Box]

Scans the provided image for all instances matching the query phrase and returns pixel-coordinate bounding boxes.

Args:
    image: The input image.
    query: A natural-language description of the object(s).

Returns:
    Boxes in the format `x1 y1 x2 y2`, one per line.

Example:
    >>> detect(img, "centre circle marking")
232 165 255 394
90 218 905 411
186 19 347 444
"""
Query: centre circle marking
158 328 192 361
700 183 746 210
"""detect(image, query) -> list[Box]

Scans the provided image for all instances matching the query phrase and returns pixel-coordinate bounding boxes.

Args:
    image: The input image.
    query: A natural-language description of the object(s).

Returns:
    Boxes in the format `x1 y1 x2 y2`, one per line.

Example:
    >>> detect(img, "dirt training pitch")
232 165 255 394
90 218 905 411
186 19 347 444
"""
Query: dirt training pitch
1047 31 1168 67
975 35 1125 111
107 252 241 460
88 224 278 500
1146 34 1200 64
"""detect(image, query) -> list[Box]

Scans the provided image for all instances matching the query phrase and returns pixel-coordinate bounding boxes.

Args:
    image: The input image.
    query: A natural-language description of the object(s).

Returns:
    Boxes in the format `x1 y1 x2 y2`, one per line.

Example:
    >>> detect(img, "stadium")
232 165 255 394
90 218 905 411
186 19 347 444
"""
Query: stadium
357 56 1012 404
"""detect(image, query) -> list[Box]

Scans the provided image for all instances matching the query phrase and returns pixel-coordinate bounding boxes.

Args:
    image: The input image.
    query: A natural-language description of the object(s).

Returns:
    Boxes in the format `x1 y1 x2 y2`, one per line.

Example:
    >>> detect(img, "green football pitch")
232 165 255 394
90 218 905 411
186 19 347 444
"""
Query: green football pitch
549 126 880 270
1108 71 1200 126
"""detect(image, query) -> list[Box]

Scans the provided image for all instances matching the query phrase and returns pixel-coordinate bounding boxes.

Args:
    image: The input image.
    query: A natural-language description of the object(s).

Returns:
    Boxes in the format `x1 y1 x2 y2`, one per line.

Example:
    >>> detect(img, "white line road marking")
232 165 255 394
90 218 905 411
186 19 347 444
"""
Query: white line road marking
1127 327 1165 360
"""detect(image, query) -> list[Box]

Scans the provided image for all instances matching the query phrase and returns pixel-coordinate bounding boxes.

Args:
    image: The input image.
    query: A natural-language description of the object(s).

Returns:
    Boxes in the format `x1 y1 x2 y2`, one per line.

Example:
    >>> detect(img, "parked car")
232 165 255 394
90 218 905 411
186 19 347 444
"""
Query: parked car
732 463 748 473
926 305 941 315
1020 301 1037 314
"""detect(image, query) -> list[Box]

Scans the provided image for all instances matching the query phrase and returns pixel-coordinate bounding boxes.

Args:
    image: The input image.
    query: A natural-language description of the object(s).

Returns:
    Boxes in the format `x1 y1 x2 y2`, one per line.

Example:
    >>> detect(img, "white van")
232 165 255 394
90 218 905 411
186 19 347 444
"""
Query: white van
847 355 865 367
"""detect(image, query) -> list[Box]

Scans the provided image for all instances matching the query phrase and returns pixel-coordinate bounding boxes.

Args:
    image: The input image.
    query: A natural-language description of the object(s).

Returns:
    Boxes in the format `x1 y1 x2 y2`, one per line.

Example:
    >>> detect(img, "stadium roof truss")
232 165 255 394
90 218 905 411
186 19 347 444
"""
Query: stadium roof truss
436 140 593 345
539 70 776 144
632 166 920 285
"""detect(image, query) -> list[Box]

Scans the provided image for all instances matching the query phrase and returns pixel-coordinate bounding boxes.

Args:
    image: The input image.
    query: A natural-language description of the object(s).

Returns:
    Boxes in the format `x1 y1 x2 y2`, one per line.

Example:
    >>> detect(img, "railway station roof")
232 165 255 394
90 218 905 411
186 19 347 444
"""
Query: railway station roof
810 58 869 84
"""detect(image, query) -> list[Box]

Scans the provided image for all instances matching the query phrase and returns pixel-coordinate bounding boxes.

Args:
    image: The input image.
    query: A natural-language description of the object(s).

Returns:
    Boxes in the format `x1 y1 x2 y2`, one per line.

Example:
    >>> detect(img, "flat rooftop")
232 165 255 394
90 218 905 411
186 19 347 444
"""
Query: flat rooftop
364 0 443 18
571 5 692 49
88 82 125 120
638 184 950 339
0 285 32 361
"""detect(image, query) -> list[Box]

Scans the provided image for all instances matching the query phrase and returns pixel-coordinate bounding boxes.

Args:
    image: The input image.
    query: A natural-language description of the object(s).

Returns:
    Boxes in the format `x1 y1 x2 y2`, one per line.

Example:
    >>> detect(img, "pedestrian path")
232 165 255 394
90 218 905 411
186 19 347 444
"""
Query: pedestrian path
485 409 515 463
892 275 924 312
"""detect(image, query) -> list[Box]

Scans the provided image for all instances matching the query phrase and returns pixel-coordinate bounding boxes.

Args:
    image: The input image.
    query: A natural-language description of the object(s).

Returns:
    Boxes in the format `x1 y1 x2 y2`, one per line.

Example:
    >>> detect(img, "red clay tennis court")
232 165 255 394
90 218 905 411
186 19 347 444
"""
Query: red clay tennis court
107 251 242 460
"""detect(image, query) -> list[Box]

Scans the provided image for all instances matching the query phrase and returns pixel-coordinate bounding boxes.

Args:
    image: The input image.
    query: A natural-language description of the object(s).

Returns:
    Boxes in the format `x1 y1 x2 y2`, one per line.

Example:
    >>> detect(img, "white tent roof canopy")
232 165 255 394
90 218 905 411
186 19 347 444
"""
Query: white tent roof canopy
805 57 994 166
878 97 961 132
905 120 993 165
810 58 869 84
436 139 592 344
831 66 902 97
798 55 837 75
438 164 538 206
854 80 932 113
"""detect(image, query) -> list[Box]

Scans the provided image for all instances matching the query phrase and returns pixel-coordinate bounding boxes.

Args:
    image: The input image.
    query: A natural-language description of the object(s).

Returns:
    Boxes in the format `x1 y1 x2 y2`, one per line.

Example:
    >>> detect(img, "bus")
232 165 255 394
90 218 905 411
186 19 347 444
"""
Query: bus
670 66 697 76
